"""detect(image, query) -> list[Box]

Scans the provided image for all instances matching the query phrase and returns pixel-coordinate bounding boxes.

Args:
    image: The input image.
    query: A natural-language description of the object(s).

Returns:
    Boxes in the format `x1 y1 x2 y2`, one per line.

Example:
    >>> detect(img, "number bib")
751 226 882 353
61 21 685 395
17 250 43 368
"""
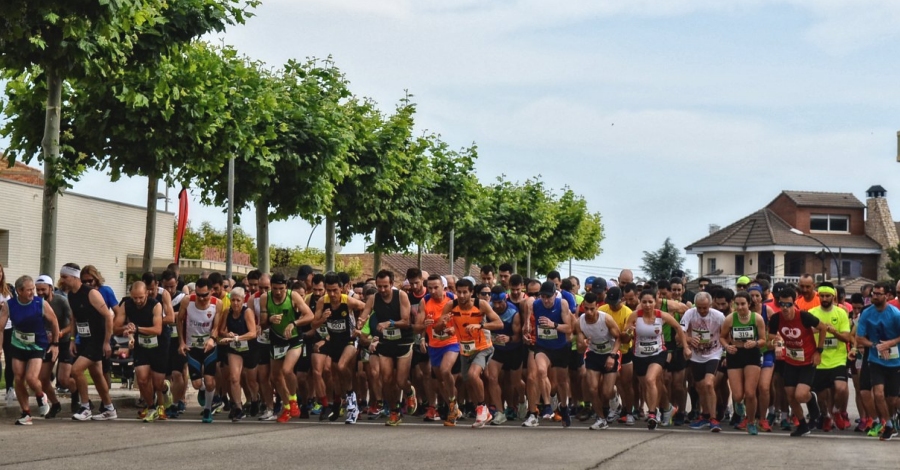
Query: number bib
13 330 35 345
76 322 91 337
732 326 755 341
824 337 839 349
538 327 557 340
639 340 661 355
433 329 453 341
889 345 900 360
327 320 346 333
231 340 249 352
191 334 209 349
138 335 158 349
257 329 270 345
170 328 179 339
786 348 805 362
317 326 329 338
590 340 613 355
272 344 289 360
693 329 711 345
383 327 401 341
460 341 476 355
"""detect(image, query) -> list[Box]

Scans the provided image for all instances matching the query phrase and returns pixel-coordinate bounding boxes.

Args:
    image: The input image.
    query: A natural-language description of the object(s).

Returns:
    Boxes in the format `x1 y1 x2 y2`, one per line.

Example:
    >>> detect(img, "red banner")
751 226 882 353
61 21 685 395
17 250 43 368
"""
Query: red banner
174 188 189 264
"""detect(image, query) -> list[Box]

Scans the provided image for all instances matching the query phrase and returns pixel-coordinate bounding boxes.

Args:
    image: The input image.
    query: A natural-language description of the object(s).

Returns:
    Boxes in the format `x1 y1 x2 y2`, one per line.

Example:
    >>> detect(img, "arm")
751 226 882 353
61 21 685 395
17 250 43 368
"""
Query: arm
42 300 60 362
311 297 329 329
605 314 621 354
0 303 6 350
204 302 224 352
394 291 412 329
138 303 163 337
752 313 766 350
59 301 73 338
434 301 454 333
480 301 503 331
575 319 586 353
161 290 175 326
291 291 315 328
556 304 574 334
719 315 734 350
236 307 257 342
259 293 270 329
113 304 128 336
89 289 114 357
176 301 188 352
511 312 522 344
663 312 692 355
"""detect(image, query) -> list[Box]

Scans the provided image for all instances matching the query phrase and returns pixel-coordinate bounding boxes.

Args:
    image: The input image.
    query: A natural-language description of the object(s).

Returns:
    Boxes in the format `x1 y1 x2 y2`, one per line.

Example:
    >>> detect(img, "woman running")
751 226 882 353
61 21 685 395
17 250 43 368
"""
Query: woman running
219 287 258 422
720 291 766 435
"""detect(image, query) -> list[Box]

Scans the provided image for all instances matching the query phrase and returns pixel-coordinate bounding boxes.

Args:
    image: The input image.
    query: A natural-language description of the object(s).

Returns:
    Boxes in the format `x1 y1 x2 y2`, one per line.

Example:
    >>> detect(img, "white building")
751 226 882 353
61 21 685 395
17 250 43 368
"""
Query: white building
0 163 173 298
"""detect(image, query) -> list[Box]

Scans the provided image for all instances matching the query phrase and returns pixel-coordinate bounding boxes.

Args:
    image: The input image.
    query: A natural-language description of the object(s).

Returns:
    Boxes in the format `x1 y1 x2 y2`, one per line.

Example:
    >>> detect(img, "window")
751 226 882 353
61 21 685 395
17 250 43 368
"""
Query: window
0 230 8 266
707 258 716 273
735 255 745 275
810 214 849 233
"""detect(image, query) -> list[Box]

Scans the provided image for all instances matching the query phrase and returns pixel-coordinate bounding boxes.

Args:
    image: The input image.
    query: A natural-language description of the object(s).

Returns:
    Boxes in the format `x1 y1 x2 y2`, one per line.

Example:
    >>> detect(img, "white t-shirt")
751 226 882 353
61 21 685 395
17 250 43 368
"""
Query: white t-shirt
680 307 725 363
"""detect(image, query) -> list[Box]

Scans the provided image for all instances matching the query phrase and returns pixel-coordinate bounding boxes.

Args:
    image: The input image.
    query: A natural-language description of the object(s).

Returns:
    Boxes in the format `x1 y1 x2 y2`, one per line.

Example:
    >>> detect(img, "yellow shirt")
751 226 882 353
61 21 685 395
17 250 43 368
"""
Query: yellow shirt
600 304 633 353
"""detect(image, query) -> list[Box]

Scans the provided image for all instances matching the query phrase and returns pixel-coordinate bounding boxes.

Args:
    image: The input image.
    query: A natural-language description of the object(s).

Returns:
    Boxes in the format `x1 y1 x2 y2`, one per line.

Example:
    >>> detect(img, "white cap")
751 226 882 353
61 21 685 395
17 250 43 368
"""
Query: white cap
440 276 448 288
36 274 53 286
607 279 617 289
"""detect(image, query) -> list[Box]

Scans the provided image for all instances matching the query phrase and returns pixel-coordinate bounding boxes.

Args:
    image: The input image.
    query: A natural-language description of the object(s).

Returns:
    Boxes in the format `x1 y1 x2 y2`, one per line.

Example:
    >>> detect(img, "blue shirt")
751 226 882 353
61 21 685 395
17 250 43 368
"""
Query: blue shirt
857 303 900 367
560 290 577 314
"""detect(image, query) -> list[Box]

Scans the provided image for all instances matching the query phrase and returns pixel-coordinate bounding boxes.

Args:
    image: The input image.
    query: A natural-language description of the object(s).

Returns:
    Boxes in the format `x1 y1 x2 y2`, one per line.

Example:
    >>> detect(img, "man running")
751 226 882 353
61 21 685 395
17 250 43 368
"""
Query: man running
36 275 72 419
249 273 276 420
523 281 574 427
855 281 900 440
114 282 166 422
575 292 621 430
420 273 459 424
486 285 524 425
809 283 852 432
683 292 726 432
177 278 224 423
161 269 188 418
62 263 117 421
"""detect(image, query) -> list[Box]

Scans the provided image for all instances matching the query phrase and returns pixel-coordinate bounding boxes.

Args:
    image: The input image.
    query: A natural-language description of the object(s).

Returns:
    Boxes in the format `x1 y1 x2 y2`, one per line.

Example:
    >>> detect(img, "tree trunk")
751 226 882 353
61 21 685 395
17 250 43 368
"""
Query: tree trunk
39 68 62 276
325 214 336 272
417 244 423 270
512 260 517 273
142 174 158 273
372 227 382 274
225 156 235 280
464 258 472 276
255 199 270 274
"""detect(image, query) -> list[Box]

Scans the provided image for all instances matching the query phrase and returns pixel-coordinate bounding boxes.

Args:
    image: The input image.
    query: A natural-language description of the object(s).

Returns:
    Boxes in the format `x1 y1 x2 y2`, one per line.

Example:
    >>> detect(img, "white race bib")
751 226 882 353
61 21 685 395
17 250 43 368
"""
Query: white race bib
191 334 209 349
76 322 91 337
317 326 329 338
639 340 660 355
272 344 288 360
13 330 35 345
383 327 401 341
257 329 270 345
538 327 557 340
787 347 805 362
327 320 346 333
461 341 476 355
590 340 612 355
170 328 179 338
433 329 453 341
890 345 900 360
231 340 249 352
694 329 711 344
732 326 755 341
138 335 158 349
824 337 839 349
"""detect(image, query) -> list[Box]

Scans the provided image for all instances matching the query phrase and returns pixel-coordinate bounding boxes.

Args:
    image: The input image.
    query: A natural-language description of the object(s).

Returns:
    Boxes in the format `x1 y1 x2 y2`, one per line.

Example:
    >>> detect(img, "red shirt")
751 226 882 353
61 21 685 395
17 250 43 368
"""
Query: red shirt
768 310 820 366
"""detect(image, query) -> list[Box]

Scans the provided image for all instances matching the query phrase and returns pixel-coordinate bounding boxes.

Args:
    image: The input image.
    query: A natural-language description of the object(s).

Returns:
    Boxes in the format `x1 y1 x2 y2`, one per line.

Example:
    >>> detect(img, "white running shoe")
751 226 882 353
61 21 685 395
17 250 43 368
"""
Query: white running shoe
550 395 559 413
258 409 276 421
517 402 528 420
492 411 508 425
607 406 621 422
6 388 16 406
91 406 117 421
345 407 359 424
72 406 92 421
37 394 50 417
522 414 540 427
625 414 635 426
590 417 609 430
473 405 492 428
661 406 674 427
347 392 358 412
15 413 32 426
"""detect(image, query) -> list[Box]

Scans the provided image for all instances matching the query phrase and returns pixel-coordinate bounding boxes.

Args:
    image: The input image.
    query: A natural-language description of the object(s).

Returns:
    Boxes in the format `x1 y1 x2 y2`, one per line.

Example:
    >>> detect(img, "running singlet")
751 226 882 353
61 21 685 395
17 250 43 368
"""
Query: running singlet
731 312 758 342
253 291 270 344
69 284 105 341
167 292 186 338
268 290 298 339
767 310 820 366
371 292 413 344
579 312 615 355
449 300 492 356
493 301 519 350
8 296 48 351
633 310 665 358
124 297 161 349
322 294 355 340
423 295 455 347
226 306 252 351
600 304 633 354
185 296 219 349
532 298 567 350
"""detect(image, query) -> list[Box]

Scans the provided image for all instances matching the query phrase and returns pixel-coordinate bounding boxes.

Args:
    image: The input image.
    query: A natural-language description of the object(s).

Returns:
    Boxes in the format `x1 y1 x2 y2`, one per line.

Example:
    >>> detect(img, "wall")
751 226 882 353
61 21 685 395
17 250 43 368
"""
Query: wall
767 194 865 234
0 180 173 297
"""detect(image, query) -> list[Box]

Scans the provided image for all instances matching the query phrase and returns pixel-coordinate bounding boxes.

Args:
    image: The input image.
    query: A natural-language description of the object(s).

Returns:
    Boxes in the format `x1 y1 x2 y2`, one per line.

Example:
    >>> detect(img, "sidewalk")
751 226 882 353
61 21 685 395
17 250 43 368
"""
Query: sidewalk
0 384 198 418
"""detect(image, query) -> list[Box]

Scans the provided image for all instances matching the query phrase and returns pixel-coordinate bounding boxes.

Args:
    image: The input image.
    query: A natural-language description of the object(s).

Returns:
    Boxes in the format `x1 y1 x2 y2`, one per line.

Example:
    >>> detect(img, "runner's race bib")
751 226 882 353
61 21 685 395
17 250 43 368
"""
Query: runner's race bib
231 340 249 352
138 335 158 349
590 340 612 354
273 344 288 360
461 341 476 355
639 340 661 355
383 327 401 341
76 322 91 337
191 334 209 349
14 330 35 345
732 326 754 341
258 329 270 345
538 327 557 340
787 348 805 362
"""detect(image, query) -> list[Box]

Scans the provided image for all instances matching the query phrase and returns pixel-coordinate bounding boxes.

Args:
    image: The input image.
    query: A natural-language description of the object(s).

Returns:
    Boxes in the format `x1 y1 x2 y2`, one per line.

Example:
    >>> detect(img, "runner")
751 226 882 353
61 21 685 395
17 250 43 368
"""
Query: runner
259 273 314 423
405 268 431 421
522 281 574 428
656 279 689 427
486 285 524 425
161 269 188 418
420 273 459 425
357 270 415 426
249 273 276 420
809 283 852 432
507 274 532 419
855 281 900 441
62 263 117 421
624 289 691 430
177 278 224 423
0 275 60 425
443 278 502 427
574 292 621 430
35 275 71 419
113 281 167 422
219 287 258 422
748 283 776 432
680 291 726 432
720 291 767 435
600 287 635 425
311 273 366 423
767 286 827 437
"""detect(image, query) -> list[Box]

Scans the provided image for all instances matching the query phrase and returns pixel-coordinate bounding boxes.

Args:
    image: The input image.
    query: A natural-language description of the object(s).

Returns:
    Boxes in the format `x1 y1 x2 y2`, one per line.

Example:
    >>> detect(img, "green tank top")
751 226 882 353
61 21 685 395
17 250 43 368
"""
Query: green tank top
661 299 681 343
731 312 757 343
268 290 297 339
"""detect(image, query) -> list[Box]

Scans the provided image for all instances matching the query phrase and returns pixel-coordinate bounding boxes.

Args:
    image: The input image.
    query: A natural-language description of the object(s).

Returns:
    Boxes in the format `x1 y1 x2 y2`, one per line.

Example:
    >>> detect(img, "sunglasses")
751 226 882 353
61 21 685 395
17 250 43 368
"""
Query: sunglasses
81 279 94 285
736 284 748 288
777 301 794 308
479 291 491 296
196 292 211 298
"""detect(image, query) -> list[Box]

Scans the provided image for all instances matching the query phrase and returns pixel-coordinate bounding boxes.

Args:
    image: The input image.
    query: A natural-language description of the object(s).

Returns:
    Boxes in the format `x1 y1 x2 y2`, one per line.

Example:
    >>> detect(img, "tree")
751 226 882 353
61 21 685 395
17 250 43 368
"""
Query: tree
885 242 900 282
641 237 686 281
531 188 604 274
176 221 257 265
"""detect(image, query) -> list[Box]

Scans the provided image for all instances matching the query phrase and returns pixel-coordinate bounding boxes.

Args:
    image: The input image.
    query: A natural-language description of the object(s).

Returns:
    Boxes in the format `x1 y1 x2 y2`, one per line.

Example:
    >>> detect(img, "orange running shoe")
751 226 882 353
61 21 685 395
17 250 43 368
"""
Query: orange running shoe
277 408 292 423
289 400 300 418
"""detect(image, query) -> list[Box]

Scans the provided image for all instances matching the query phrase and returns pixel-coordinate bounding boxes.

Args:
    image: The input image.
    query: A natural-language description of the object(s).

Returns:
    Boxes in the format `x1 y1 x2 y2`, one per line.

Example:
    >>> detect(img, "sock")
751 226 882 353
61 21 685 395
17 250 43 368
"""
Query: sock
23 408 31 415
702 413 711 421
204 390 213 410
320 396 328 407
81 402 90 408
289 394 297 402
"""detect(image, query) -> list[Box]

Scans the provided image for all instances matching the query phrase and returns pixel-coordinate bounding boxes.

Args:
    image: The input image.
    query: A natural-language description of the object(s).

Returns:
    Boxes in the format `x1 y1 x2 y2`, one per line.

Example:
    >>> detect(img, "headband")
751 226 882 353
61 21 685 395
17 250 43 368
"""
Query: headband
491 292 508 303
747 286 763 294
818 286 837 296
60 266 81 278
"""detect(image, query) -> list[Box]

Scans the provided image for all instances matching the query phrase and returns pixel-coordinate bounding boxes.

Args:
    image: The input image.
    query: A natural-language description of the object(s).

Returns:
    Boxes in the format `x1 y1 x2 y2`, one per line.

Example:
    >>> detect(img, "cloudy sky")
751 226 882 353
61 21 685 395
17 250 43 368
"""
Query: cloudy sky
7 0 900 281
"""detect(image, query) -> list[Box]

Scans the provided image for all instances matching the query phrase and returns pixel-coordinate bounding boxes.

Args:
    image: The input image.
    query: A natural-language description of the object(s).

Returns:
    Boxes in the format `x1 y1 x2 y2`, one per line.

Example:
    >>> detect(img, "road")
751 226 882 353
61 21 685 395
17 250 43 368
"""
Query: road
2 412 896 470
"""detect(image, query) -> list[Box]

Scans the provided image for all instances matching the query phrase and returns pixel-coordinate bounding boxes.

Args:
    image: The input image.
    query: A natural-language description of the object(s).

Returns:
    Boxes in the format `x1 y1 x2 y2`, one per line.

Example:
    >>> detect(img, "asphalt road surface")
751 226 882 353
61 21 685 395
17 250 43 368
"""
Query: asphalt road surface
2 413 896 470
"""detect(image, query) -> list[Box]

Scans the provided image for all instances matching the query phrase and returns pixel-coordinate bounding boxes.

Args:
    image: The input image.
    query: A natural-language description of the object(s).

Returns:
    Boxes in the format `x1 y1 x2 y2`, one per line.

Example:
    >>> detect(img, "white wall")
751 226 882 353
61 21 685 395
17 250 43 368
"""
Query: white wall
0 180 173 298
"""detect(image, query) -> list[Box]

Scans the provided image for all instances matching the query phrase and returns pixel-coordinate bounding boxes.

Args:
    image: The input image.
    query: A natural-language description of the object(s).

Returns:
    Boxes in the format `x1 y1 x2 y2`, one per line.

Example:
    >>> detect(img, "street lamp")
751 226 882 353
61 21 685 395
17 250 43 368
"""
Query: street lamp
789 228 841 285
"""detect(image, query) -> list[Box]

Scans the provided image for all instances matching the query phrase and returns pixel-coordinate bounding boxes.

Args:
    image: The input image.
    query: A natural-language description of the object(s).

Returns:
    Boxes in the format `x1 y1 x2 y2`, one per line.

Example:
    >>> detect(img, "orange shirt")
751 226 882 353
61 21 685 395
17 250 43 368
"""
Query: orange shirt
424 295 456 347
449 301 492 356
796 294 820 312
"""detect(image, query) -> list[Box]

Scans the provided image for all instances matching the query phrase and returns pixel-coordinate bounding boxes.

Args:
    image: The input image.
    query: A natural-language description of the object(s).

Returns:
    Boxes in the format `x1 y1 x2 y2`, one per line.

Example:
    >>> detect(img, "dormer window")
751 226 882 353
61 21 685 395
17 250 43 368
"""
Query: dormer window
810 214 849 233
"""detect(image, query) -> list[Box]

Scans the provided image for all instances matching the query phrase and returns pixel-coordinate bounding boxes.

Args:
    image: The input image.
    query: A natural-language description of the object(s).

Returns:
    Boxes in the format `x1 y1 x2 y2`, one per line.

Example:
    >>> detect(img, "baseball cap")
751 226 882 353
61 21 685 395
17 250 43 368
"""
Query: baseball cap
737 276 751 286
585 276 596 286
35 275 53 286
607 279 617 290
463 276 477 284
591 277 607 293
539 281 556 296
606 286 622 305
671 269 686 279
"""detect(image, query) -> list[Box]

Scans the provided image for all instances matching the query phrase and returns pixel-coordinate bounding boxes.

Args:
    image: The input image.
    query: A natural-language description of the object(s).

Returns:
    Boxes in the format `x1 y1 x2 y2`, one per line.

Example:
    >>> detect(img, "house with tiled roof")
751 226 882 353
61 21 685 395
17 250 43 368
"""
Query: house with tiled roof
685 186 897 285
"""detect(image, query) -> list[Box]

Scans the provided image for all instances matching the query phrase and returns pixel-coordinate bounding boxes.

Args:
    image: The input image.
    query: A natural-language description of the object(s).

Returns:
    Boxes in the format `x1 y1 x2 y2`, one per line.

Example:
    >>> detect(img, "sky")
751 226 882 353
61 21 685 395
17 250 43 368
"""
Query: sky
6 0 900 281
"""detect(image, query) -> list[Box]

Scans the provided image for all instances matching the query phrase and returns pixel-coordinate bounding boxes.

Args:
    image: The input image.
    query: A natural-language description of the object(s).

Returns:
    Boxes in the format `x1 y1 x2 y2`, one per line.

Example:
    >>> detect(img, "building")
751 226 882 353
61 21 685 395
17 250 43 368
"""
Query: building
685 186 896 286
0 162 174 297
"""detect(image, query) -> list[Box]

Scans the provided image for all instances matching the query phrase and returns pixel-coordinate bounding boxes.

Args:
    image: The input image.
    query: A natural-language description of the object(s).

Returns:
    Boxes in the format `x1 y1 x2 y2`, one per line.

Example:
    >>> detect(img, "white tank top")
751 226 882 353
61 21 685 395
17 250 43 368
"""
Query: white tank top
185 296 218 348
634 310 665 358
579 312 615 354
252 292 270 344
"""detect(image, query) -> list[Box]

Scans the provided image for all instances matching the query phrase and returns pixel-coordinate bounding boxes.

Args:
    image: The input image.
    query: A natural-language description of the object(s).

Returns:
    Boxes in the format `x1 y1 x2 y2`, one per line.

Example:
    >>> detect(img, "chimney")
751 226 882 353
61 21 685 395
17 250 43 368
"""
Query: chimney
865 185 898 280
709 224 721 235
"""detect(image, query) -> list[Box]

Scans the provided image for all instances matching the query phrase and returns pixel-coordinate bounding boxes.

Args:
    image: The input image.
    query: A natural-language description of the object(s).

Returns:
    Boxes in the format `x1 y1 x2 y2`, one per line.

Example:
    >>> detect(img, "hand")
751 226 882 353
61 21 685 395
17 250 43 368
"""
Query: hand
876 342 892 353
683 348 692 360
48 345 58 363
103 342 112 358
848 350 857 361
745 340 757 349
538 316 552 328
605 356 614 371
218 337 231 345
283 323 294 338
688 337 700 348
377 322 389 332
418 340 427 354
270 314 283 325
203 337 215 353
69 342 77 357
496 334 510 344
523 332 535 345
179 343 189 356
725 344 737 354
424 318 435 327
465 324 481 333
812 351 821 366
368 339 379 353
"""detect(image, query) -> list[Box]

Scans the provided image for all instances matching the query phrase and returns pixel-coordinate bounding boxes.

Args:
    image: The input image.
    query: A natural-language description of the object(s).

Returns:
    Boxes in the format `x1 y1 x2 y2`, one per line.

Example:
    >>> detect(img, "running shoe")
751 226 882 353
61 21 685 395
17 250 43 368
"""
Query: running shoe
15 412 32 426
143 407 159 422
177 401 186 415
210 398 224 415
310 402 323 415
197 391 206 407
157 405 168 421
289 400 301 418
405 386 417 415
517 402 528 421
259 409 276 421
92 405 117 421
880 426 896 441
560 405 571 428
5 388 16 406
759 420 773 433
577 406 593 422
444 402 459 427
424 406 440 421
748 423 759 435
386 411 402 426
661 405 675 427
710 419 722 432
345 406 359 424
608 406 621 422
473 405 492 428
780 418 792 431
202 409 213 424
138 407 148 419
165 405 180 419
790 421 811 437
673 410 686 426
625 414 635 426
822 416 833 432
276 408 292 423
491 410 508 425
868 422 884 437
367 405 381 420
542 405 553 420
735 417 748 431
46 402 62 419
37 394 50 417
647 412 658 431
72 406 92 421
232 408 245 422
163 380 173 408
522 413 540 427
590 417 609 430
300 404 310 419
329 403 341 422
689 419 710 430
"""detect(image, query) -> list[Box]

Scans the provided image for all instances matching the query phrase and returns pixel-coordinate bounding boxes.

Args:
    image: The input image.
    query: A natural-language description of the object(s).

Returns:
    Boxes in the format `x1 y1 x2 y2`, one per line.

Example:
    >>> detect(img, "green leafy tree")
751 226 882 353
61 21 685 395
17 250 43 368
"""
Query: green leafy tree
641 237 686 281
885 243 900 282
177 221 257 264
531 188 604 274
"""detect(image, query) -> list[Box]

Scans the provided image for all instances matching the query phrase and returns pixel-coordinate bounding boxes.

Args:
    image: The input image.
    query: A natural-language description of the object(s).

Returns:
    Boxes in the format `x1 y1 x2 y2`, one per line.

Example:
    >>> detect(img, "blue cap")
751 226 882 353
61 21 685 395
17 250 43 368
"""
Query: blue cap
585 276 596 286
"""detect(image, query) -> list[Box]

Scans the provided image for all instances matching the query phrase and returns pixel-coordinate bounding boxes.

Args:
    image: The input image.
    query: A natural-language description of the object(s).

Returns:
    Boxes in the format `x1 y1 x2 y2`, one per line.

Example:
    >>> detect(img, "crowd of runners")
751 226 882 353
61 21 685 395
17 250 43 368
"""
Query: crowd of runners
2 260 900 441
